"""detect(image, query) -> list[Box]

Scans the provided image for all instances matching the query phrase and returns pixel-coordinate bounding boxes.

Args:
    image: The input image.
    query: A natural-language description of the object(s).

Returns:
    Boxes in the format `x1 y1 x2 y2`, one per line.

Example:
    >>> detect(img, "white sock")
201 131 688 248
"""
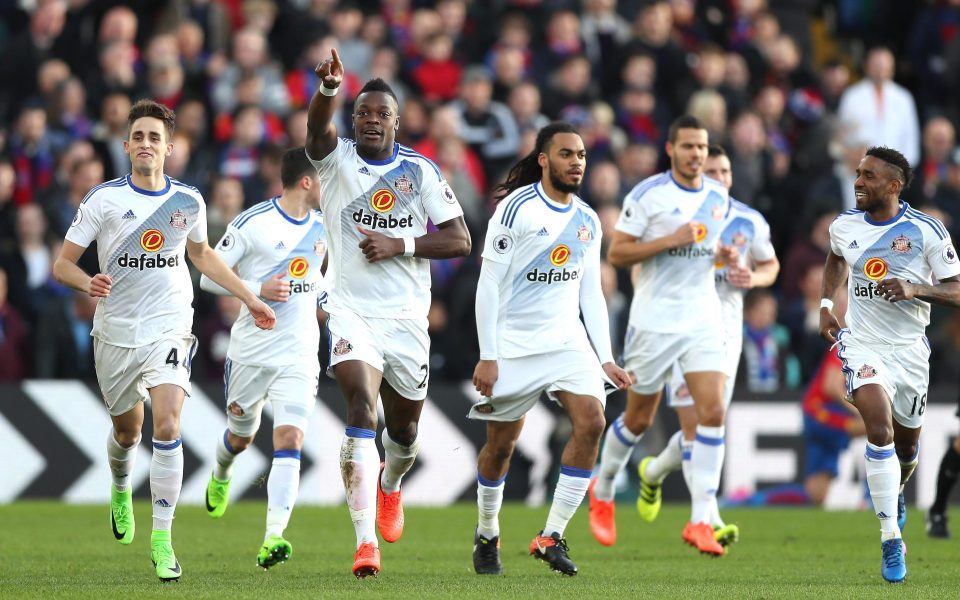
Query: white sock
866 442 901 540
707 496 725 528
381 431 420 495
690 425 725 524
544 466 592 537
341 427 380 547
214 429 241 481
265 450 301 539
477 474 505 539
151 438 183 531
680 438 694 492
645 430 683 484
107 430 140 492
594 414 641 501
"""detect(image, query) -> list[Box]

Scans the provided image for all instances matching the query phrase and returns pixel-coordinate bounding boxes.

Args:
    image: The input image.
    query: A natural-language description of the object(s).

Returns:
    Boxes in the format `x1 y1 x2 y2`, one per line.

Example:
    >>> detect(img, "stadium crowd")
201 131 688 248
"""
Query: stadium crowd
2 0 960 391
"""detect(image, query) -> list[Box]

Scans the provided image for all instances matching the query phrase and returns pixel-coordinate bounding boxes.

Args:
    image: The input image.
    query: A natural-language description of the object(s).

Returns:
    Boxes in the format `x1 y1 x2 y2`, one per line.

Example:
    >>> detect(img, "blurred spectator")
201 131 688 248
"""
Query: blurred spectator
366 45 410 107
175 19 211 95
85 40 139 113
932 147 960 242
819 60 851 114
740 288 797 392
686 88 727 143
0 0 69 123
533 10 584 88
617 87 668 145
329 2 373 82
97 5 138 47
36 58 71 109
9 100 64 206
616 142 660 190
0 162 16 241
34 290 97 379
43 156 103 237
780 209 837 303
582 160 623 209
161 0 231 59
581 101 627 163
908 116 956 205
0 204 52 325
285 109 309 147
206 177 245 245
580 0 632 96
781 262 831 381
211 27 290 117
507 81 550 135
146 61 187 111
217 105 267 186
623 0 688 110
489 45 527 103
837 46 921 165
0 268 29 381
397 97 430 148
48 76 93 140
413 105 486 212
197 295 242 380
726 110 769 207
90 92 132 180
804 130 868 220
451 65 521 182
411 32 463 103
542 54 596 120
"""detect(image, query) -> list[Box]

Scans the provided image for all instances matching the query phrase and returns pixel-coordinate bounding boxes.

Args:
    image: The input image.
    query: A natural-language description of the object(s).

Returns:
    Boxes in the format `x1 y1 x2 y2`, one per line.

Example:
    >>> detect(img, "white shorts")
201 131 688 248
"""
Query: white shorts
93 334 198 417
223 359 320 437
667 333 741 408
624 326 726 395
836 329 931 429
327 310 430 401
467 348 611 422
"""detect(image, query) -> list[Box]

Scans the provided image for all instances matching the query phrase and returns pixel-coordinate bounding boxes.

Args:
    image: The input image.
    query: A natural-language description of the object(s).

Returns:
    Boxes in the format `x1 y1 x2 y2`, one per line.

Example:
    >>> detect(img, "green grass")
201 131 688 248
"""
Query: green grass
1 501 958 599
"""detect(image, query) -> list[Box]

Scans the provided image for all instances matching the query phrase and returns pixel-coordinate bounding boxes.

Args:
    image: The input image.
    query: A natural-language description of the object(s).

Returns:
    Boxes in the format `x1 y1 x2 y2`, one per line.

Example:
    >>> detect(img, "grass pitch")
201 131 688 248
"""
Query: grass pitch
1 501 958 599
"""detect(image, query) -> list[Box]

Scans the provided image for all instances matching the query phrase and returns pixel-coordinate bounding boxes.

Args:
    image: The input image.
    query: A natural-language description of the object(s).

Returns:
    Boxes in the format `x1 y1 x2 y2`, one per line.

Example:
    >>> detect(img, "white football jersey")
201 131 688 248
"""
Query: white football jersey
482 183 602 358
616 171 730 333
65 175 207 347
830 202 960 345
306 140 463 319
213 198 326 367
715 199 777 332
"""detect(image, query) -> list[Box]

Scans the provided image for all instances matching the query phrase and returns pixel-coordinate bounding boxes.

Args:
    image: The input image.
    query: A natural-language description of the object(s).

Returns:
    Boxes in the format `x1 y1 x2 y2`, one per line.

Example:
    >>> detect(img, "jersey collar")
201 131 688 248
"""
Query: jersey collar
272 197 310 225
536 182 573 213
358 143 399 166
126 174 171 196
863 200 907 226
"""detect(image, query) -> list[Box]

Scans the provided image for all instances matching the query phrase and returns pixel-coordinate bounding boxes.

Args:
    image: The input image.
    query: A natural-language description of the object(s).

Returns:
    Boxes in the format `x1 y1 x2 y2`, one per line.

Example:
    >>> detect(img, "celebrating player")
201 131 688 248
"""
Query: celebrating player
588 115 735 556
304 48 471 577
198 147 325 569
52 100 276 582
820 146 960 582
469 122 631 576
636 144 779 548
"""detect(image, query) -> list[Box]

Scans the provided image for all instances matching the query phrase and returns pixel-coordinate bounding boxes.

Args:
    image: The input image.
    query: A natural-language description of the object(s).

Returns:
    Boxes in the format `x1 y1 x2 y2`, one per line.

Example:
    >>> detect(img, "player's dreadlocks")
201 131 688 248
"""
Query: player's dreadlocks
493 122 580 202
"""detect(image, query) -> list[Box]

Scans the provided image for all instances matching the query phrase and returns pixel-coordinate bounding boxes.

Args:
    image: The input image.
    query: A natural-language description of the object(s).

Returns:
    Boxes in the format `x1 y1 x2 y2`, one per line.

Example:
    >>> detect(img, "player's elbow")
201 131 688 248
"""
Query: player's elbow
52 259 67 285
453 231 472 257
606 247 629 269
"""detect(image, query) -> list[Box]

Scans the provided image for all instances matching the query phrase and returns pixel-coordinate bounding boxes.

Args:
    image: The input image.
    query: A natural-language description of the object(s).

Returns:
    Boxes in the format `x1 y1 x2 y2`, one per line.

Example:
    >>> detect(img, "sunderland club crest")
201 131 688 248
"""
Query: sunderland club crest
577 225 592 242
333 339 353 356
394 174 414 194
891 235 912 254
170 209 188 230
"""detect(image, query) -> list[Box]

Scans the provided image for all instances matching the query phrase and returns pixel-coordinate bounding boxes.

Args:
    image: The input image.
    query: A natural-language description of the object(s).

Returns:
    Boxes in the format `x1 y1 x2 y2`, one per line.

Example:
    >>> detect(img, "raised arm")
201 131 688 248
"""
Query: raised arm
304 48 344 162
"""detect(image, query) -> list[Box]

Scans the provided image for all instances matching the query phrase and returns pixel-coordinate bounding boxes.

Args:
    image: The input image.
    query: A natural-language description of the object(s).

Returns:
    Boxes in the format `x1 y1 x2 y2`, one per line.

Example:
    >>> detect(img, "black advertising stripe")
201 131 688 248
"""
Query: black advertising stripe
1 386 91 497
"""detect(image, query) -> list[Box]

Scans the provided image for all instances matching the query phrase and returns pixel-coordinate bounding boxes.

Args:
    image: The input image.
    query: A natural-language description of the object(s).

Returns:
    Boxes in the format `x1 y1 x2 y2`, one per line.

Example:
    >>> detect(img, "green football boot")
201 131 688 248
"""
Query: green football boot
150 530 181 582
714 523 740 547
110 485 135 545
257 534 293 569
205 472 231 518
636 456 663 523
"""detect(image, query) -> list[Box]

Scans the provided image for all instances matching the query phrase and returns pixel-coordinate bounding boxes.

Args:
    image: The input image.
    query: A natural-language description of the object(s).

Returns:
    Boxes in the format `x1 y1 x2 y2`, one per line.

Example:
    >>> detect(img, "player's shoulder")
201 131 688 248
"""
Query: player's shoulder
574 196 600 223
494 183 540 229
624 171 672 204
80 176 128 205
397 144 443 182
230 198 277 230
831 208 864 226
903 205 949 241
168 176 204 202
730 198 768 224
702 176 729 195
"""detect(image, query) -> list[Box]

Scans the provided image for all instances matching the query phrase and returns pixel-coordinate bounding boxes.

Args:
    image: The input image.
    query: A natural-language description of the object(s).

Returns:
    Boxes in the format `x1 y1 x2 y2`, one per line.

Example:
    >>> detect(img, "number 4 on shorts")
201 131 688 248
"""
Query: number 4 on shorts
166 348 179 368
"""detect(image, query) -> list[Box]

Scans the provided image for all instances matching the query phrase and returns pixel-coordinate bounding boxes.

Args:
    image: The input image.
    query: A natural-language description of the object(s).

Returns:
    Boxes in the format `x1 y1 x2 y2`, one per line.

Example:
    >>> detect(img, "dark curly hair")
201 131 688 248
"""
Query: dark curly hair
492 122 580 202
865 146 913 190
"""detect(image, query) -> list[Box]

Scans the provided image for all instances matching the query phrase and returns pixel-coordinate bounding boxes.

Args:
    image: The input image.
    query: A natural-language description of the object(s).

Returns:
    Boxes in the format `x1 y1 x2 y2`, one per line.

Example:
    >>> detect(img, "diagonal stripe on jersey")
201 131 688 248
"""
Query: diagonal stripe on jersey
851 221 923 281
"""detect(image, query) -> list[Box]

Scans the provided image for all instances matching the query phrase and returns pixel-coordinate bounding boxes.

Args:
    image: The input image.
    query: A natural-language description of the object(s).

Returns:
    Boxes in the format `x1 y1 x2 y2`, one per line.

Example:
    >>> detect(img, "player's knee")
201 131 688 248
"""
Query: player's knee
230 435 255 452
275 429 303 451
345 398 378 430
865 422 894 446
622 411 653 435
113 429 140 447
386 423 418 447
153 415 181 440
697 403 725 427
895 442 918 462
574 410 606 443
487 441 517 465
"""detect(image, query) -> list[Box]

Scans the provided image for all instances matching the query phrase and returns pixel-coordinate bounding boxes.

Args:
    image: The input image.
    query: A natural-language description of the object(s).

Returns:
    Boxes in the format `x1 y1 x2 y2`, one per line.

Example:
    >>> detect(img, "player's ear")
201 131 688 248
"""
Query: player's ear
538 152 547 168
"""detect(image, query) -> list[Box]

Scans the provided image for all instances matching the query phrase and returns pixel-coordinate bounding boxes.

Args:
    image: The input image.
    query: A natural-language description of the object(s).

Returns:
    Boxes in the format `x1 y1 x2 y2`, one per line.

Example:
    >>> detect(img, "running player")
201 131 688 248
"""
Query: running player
469 122 631 576
52 100 276 582
199 147 325 569
587 115 735 556
304 48 471 577
820 146 960 582
636 144 779 548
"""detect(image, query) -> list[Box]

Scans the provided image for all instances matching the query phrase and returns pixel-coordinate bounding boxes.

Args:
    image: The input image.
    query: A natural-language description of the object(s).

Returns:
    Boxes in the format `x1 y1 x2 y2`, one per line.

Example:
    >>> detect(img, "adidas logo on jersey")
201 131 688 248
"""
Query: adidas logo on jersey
275 241 286 250
536 227 549 236
122 209 137 220
848 240 859 249
672 207 682 215
358 166 371 176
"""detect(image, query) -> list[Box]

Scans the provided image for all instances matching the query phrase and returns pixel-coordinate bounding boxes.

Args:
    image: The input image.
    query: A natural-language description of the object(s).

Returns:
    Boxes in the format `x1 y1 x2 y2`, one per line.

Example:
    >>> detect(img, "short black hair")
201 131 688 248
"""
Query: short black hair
281 146 316 189
667 114 706 143
356 78 399 106
707 144 727 158
865 146 913 190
